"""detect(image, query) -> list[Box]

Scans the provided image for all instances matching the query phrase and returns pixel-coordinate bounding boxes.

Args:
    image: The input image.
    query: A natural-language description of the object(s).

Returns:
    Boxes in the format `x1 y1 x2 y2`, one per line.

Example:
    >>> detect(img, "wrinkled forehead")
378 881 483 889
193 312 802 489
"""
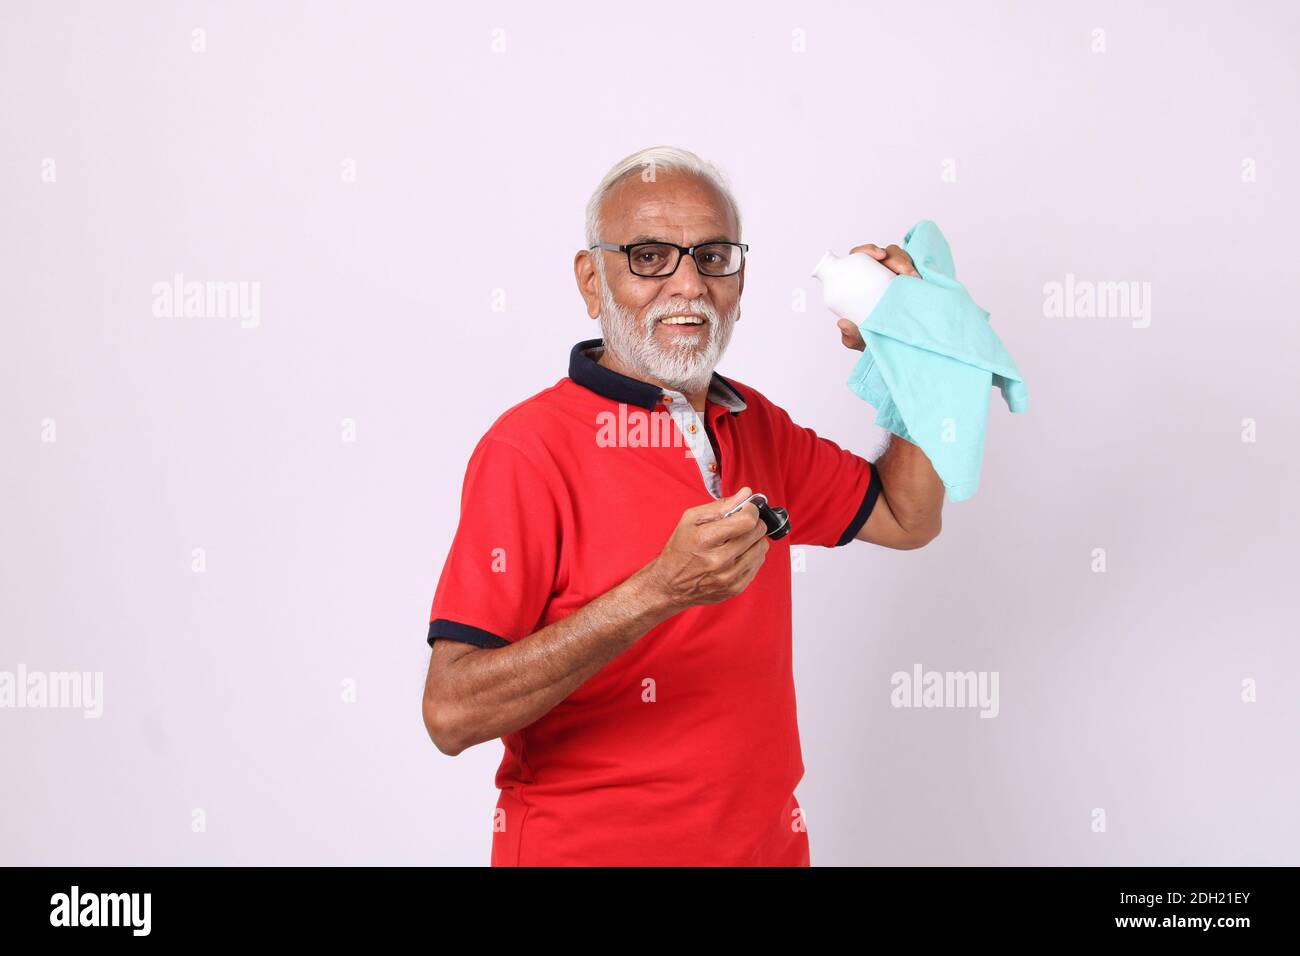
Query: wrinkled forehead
602 170 739 243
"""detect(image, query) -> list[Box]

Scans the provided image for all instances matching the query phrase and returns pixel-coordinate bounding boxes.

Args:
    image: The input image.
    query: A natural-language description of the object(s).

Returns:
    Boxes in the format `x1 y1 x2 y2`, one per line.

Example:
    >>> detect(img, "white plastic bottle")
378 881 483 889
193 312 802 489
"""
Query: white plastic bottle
811 250 898 323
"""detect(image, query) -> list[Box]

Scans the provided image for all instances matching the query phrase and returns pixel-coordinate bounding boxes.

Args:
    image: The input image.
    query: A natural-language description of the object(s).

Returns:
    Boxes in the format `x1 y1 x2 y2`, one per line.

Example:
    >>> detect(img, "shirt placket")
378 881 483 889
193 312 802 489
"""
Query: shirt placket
659 389 722 499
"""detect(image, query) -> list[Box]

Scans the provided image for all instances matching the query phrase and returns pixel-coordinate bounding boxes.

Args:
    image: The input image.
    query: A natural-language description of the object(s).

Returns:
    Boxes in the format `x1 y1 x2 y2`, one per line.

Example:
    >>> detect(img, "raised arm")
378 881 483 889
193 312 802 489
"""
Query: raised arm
854 432 943 549
836 242 944 550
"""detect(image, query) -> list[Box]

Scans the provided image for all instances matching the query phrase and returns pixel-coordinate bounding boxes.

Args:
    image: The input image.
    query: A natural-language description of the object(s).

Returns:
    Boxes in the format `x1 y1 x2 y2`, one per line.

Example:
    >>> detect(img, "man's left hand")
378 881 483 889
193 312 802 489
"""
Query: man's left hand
836 243 920 351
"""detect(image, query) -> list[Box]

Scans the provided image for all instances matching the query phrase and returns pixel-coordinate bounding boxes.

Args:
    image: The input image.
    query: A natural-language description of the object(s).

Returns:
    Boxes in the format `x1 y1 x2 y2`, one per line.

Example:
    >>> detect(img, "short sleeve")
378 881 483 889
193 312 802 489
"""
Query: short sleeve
426 436 562 648
771 403 881 548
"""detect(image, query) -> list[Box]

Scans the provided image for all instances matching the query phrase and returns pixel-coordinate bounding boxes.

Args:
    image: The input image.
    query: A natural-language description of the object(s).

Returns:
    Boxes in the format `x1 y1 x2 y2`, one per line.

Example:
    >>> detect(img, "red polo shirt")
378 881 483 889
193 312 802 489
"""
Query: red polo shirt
426 338 880 866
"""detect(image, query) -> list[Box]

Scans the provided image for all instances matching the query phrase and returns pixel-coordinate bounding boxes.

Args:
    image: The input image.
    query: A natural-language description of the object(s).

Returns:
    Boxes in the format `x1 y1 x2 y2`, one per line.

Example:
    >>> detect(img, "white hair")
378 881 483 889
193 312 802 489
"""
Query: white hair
583 146 743 257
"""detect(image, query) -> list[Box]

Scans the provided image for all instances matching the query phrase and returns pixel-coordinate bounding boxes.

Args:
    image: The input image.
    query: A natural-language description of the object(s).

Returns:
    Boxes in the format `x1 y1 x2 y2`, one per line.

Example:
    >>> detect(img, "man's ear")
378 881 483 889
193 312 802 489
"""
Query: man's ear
736 261 745 311
574 250 601 319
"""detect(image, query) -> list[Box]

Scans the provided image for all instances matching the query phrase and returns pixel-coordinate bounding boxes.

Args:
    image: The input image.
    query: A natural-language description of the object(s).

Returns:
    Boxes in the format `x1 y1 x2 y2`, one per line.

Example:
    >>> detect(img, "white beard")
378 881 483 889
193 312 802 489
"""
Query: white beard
596 275 739 393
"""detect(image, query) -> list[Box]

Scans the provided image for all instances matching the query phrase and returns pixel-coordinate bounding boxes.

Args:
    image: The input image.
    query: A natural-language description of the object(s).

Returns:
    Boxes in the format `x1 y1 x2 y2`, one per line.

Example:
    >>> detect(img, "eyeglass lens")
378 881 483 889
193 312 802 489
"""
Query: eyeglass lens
628 243 741 277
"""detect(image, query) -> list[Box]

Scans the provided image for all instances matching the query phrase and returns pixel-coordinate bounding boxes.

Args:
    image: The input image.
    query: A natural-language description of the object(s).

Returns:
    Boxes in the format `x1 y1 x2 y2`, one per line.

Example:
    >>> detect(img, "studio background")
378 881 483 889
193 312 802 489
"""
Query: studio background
2 0 1297 865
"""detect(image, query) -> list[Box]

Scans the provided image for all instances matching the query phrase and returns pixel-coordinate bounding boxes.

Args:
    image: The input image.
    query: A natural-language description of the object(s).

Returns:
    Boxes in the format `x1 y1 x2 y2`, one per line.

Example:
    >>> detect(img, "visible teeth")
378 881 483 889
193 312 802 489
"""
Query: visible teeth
659 316 705 325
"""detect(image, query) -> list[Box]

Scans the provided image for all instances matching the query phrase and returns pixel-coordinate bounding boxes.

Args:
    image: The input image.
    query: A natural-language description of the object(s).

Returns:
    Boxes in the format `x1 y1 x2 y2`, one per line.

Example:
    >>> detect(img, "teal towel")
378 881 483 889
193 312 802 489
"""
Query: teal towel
846 220 1026 501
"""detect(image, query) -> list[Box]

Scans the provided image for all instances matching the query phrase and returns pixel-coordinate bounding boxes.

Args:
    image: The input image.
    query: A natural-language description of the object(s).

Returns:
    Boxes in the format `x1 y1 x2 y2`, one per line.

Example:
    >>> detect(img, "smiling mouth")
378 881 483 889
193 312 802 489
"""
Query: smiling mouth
657 314 707 326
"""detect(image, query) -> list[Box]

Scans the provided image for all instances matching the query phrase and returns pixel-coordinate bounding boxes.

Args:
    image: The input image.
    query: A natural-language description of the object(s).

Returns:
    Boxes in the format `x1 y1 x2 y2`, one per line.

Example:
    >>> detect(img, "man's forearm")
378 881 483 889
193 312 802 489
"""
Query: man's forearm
874 433 945 541
425 564 680 755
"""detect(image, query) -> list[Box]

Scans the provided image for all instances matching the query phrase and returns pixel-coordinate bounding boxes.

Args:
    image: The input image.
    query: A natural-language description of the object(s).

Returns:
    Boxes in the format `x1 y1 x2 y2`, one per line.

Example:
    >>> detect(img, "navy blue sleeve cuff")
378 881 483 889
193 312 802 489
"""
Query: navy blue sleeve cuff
835 466 883 546
427 619 510 649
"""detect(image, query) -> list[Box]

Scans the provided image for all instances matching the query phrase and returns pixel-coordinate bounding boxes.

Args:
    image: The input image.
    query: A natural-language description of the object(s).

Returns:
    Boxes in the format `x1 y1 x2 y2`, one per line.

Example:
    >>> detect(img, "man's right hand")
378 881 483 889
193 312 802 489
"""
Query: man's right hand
426 485 771 756
641 486 771 612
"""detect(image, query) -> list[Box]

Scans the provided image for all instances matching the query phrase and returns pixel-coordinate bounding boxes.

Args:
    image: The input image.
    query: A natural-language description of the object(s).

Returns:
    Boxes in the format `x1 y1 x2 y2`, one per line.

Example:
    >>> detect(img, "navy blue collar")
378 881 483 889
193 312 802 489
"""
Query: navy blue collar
568 338 746 413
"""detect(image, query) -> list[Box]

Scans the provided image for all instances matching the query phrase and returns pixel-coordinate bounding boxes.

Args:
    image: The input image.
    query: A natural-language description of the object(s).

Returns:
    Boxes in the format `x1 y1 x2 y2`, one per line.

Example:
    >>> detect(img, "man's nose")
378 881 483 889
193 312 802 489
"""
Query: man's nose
661 250 708 301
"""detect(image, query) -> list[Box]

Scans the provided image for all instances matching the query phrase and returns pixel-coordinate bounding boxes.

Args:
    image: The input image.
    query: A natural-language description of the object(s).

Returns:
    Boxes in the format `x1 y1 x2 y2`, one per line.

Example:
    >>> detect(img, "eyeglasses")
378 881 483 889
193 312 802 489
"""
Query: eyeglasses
589 240 748 278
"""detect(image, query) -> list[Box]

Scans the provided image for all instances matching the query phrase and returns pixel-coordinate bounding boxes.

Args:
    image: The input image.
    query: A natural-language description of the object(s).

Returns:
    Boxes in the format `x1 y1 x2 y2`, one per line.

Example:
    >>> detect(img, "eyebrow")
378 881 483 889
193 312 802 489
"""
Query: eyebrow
627 234 736 245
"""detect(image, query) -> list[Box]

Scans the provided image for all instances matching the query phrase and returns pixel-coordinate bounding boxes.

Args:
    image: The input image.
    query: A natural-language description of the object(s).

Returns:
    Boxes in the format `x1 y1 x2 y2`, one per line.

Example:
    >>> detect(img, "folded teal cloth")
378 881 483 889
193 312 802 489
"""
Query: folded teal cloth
846 220 1026 501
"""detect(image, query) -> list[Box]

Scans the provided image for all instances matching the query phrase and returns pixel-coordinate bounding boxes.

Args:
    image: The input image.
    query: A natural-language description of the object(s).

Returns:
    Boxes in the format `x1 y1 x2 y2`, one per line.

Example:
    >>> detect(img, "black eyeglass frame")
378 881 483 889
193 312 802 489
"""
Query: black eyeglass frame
588 240 749 278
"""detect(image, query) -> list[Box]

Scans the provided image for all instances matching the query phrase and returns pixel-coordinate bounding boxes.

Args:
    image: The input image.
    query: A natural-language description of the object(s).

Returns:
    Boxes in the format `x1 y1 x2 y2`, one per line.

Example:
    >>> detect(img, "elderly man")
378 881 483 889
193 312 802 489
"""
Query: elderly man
422 146 945 866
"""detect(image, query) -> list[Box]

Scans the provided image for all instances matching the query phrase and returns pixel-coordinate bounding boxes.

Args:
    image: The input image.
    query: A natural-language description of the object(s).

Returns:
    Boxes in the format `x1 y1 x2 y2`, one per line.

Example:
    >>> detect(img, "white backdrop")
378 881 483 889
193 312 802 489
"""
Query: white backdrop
2 0 1297 864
